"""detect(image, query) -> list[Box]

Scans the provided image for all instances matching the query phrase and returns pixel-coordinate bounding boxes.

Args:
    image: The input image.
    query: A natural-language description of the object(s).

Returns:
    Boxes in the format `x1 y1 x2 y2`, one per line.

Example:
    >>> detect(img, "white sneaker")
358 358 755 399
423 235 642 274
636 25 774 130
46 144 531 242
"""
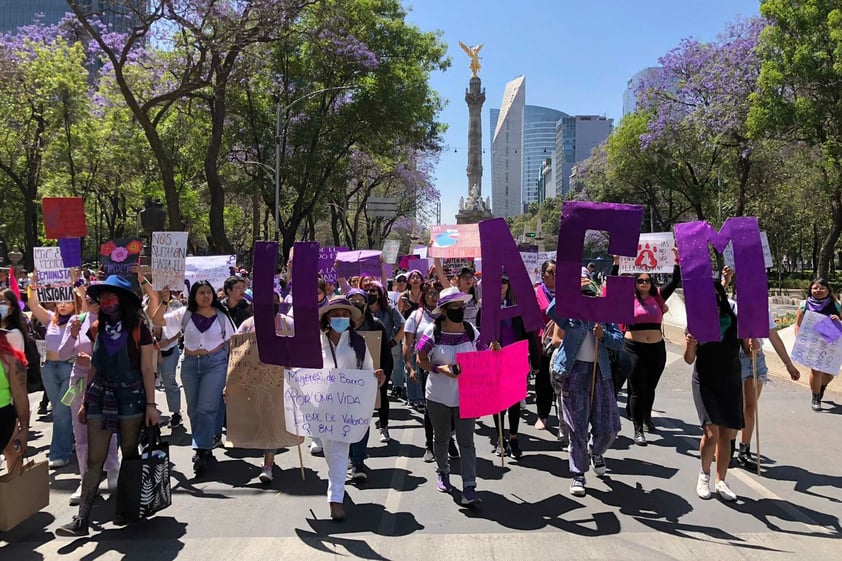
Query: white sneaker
696 471 712 499
69 483 83 506
48 458 71 469
259 465 273 484
716 480 737 502
379 428 390 443
591 454 607 476
309 439 323 455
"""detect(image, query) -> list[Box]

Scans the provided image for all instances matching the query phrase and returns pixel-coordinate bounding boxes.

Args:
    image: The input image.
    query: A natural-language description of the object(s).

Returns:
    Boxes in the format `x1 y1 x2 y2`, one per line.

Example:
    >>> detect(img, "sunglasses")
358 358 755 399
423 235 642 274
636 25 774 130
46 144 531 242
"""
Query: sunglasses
543 270 556 276
501 279 510 284
636 278 652 285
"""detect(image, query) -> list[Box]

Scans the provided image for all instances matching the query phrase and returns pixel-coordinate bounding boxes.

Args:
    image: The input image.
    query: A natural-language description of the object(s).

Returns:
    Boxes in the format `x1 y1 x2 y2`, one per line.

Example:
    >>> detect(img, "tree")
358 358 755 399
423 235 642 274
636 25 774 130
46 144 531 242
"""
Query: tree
749 0 842 278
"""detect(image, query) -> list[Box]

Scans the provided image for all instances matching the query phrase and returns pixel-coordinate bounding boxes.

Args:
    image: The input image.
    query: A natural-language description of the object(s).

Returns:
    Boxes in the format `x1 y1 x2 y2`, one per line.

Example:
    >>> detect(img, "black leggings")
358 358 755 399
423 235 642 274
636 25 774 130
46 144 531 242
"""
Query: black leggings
378 370 391 429
624 339 667 426
0 404 16 451
492 401 521 436
535 355 554 419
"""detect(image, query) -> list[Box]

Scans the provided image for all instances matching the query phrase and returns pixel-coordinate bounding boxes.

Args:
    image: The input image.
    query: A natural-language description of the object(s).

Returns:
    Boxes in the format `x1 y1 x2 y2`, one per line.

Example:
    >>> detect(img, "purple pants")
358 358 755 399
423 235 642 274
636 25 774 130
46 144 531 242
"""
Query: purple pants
561 360 620 475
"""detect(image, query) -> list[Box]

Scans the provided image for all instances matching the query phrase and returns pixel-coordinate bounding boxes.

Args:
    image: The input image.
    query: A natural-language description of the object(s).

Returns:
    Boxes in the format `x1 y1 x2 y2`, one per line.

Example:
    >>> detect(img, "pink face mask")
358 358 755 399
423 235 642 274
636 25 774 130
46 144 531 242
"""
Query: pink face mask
99 292 120 314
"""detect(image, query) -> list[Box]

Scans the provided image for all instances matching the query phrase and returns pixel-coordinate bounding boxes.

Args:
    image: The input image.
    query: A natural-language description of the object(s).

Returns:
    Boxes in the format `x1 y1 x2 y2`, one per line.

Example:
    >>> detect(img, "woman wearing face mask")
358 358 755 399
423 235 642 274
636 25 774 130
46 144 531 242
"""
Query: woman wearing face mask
26 277 79 469
234 291 294 484
416 287 494 507
318 296 385 520
57 292 120 505
56 276 159 537
365 283 404 442
150 280 235 475
795 278 841 411
0 289 27 352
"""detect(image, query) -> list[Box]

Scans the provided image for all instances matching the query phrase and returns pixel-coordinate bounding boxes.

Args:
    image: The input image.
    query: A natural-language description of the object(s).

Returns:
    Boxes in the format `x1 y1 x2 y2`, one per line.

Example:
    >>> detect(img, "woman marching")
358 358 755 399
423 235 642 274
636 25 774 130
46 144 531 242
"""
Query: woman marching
0 330 29 467
151 280 235 475
794 278 841 411
547 281 623 496
416 287 494 506
364 282 404 442
684 281 758 501
56 276 159 536
318 296 385 520
533 260 556 431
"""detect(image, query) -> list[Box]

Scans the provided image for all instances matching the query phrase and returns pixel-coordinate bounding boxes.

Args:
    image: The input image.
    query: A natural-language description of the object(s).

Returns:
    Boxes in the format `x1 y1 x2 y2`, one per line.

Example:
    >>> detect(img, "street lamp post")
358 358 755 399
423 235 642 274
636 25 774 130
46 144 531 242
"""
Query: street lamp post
272 85 359 241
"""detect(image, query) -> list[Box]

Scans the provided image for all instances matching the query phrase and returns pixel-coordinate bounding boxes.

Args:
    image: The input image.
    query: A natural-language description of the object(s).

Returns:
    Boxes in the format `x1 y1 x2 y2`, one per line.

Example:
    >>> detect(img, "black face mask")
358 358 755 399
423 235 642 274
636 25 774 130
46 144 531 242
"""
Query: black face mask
445 307 465 323
367 294 379 306
352 302 367 314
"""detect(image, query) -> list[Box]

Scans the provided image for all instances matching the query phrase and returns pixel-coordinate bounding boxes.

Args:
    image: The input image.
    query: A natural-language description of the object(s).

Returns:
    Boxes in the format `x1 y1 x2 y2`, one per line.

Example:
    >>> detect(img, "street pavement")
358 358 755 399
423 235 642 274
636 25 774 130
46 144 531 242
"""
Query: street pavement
2 338 841 560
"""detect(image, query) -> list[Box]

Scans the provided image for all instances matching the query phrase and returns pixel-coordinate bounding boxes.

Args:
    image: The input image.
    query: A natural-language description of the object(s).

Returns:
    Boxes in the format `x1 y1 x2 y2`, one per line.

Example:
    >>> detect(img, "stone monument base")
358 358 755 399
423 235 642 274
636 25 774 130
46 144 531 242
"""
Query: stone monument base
456 208 493 225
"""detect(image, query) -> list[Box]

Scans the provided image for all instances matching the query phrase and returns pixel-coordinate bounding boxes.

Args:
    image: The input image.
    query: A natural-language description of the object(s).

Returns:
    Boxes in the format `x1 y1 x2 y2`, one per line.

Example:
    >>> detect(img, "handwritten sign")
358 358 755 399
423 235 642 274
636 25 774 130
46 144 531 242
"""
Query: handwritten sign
429 224 481 258
43 197 87 239
456 340 530 419
100 238 143 282
34 246 70 285
791 311 842 375
382 240 401 264
619 232 675 274
185 254 235 293
284 367 378 443
318 246 347 284
723 231 773 271
520 251 540 285
151 232 188 291
224 333 304 449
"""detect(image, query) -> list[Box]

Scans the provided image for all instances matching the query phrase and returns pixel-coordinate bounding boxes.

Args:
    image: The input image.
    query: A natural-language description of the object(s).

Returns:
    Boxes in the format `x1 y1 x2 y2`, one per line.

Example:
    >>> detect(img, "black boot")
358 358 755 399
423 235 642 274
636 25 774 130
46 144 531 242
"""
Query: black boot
193 449 208 474
633 425 647 446
737 442 757 470
812 393 822 411
818 384 828 402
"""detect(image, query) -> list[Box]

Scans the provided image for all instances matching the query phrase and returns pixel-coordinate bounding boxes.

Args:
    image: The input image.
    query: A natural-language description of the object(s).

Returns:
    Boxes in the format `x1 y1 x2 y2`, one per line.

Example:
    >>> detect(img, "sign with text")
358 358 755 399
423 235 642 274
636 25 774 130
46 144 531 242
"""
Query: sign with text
185 254 236 293
224 333 304 449
151 232 188 291
100 238 143 282
429 224 481 258
456 340 530 419
284 367 378 443
619 232 675 274
723 231 773 271
34 246 70 286
520 251 540 285
791 311 842 375
382 240 401 264
318 246 348 284
43 197 87 239
36 285 75 303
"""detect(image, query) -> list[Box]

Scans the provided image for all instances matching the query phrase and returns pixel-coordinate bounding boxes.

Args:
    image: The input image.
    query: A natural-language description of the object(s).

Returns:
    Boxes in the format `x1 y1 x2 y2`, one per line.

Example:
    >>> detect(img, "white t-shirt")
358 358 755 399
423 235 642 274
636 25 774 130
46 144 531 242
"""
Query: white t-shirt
404 307 436 337
164 307 234 352
416 324 480 408
321 331 374 370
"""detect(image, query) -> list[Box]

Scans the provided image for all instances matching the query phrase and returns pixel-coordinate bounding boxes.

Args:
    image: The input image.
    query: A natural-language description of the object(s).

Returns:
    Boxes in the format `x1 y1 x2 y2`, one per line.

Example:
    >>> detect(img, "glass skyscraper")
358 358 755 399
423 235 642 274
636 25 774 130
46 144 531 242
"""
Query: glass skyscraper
522 105 566 208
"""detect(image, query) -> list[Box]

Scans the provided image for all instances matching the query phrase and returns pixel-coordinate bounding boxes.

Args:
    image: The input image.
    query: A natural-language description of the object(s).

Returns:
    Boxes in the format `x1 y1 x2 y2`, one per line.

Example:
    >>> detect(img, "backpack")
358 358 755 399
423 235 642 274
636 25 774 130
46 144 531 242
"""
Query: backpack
540 319 557 356
432 321 476 344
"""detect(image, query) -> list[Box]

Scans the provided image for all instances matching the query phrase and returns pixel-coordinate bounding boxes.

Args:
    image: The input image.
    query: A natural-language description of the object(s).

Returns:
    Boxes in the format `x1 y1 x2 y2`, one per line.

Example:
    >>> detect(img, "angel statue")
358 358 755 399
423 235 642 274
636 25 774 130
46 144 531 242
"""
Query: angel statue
459 41 483 77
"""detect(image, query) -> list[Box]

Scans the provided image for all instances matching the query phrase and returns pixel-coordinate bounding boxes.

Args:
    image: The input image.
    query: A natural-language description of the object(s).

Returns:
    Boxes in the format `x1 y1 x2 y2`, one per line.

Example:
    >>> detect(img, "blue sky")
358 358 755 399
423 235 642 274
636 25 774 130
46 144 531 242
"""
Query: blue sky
403 0 761 225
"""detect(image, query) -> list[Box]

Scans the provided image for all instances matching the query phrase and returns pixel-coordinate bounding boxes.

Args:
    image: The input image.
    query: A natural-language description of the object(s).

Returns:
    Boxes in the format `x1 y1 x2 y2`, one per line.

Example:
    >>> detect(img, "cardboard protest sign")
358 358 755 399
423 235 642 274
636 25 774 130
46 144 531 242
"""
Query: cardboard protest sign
412 246 428 259
520 251 541 285
619 233 675 274
184 254 235 293
457 340 529 418
791 311 842 375
253 241 323 368
675 217 768 342
150 232 188 291
43 197 87 239
284 367 379 443
478 218 544 347
58 238 82 268
382 240 401 264
318 246 348 284
723 231 773 271
34 246 73 302
100 238 143 283
224 333 304 449
429 224 481 258
335 250 382 279
553 202 643 324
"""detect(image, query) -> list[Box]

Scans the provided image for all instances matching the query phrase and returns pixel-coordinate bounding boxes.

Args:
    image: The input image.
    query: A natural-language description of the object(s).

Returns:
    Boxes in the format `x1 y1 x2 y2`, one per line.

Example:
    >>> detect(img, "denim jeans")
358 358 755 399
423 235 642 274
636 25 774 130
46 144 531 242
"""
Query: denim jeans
180 347 228 450
41 360 74 462
158 347 182 414
349 427 370 467
391 344 405 389
406 354 425 402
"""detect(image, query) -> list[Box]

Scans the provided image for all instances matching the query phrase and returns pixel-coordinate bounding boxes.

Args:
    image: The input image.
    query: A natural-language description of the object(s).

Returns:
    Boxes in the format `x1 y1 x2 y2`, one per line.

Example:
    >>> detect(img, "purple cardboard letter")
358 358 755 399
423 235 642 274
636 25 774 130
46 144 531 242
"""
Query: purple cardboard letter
478 218 543 346
675 217 768 341
552 202 643 324
253 241 323 368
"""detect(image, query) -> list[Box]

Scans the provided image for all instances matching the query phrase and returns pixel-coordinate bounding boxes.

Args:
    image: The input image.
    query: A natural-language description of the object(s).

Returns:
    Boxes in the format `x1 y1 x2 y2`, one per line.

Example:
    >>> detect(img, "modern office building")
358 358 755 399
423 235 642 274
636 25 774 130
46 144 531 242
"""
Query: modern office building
490 75 526 218
623 66 660 116
522 105 566 208
554 115 613 196
0 1 145 34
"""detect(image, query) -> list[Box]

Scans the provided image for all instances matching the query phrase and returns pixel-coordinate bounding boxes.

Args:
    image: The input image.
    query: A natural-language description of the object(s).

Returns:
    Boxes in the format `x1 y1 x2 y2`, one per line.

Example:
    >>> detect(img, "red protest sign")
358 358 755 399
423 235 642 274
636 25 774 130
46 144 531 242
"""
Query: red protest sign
43 197 87 239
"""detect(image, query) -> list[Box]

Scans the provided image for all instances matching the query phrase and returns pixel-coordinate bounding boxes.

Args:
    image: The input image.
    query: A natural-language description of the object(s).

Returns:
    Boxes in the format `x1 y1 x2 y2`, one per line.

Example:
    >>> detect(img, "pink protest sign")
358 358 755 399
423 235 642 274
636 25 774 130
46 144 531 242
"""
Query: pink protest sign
429 224 481 258
478 218 543 347
619 233 675 274
43 197 87 239
253 241 323 368
675 217 768 342
456 340 529 419
553 202 643 324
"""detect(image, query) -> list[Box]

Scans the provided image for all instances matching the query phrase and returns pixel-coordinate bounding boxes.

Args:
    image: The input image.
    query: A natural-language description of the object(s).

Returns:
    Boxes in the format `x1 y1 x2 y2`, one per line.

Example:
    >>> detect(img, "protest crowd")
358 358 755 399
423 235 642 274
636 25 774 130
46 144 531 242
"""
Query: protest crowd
1 207 835 539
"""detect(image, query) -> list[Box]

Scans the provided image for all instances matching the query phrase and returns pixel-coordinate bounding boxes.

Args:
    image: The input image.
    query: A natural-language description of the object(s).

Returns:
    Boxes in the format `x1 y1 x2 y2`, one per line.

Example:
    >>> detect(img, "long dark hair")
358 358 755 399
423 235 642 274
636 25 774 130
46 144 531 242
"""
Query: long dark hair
713 281 735 321
634 273 658 306
420 280 443 312
1 289 27 335
187 280 227 315
369 283 392 311
541 260 556 274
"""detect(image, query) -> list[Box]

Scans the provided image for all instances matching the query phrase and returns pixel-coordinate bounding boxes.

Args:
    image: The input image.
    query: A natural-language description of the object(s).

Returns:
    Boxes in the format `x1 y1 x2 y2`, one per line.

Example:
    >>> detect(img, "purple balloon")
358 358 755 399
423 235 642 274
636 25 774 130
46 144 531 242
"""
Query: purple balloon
252 241 323 368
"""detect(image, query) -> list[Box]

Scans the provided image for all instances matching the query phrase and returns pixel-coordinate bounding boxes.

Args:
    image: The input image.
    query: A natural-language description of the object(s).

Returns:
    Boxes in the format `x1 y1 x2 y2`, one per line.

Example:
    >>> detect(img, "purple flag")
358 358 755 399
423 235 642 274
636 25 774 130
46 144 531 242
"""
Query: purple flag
478 218 543 346
675 217 769 342
253 241 323 368
814 316 842 343
553 202 643 324
407 258 430 277
58 238 82 268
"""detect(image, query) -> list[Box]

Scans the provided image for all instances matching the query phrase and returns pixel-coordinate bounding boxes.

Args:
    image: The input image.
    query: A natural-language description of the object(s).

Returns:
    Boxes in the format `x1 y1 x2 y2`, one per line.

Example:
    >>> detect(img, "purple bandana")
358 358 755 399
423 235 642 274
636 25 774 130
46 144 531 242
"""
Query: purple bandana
102 320 129 356
191 313 217 333
806 296 831 313
58 313 73 326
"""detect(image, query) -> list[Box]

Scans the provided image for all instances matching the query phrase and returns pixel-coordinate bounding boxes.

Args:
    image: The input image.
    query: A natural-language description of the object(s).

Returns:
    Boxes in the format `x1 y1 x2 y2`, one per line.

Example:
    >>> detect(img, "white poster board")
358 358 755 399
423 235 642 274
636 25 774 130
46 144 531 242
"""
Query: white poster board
382 240 401 264
791 311 842 375
723 231 773 271
151 232 189 291
284 367 378 443
34 246 70 285
619 233 675 274
520 252 540 285
185 255 236 293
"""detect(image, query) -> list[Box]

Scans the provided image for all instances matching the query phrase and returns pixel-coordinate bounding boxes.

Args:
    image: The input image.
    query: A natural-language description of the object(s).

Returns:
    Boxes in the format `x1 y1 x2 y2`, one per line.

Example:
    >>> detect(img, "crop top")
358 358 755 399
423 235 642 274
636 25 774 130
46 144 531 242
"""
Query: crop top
627 296 664 331
164 307 233 352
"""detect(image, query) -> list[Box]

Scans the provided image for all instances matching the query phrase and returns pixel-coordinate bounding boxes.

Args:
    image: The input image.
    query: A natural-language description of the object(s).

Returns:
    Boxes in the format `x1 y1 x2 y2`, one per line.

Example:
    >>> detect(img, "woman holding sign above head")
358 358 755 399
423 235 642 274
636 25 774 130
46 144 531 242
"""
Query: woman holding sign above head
416 287 496 506
795 278 841 412
533 260 557 431
150 280 235 476
318 296 385 521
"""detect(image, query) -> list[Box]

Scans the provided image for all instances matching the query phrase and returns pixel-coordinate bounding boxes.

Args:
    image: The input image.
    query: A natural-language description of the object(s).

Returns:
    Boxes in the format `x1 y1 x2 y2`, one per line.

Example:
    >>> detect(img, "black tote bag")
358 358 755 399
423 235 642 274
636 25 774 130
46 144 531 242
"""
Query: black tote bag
115 425 171 521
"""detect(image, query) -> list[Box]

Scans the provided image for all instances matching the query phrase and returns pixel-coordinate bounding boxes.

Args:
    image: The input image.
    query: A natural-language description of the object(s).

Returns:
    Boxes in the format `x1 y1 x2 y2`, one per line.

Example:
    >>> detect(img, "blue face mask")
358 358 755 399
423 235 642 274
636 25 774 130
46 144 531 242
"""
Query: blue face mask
329 317 351 333
0 304 9 320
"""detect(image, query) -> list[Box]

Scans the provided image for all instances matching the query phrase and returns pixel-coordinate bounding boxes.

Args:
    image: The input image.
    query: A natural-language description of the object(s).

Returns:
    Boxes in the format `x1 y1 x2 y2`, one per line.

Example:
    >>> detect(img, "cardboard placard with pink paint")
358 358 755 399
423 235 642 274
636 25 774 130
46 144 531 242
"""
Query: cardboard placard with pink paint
429 224 481 258
456 340 530 419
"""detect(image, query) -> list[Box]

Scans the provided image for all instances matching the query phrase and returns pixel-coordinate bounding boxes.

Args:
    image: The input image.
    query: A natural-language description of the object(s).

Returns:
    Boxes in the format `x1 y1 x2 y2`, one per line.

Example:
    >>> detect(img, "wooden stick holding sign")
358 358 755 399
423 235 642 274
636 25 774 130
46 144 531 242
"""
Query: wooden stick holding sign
752 348 761 477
